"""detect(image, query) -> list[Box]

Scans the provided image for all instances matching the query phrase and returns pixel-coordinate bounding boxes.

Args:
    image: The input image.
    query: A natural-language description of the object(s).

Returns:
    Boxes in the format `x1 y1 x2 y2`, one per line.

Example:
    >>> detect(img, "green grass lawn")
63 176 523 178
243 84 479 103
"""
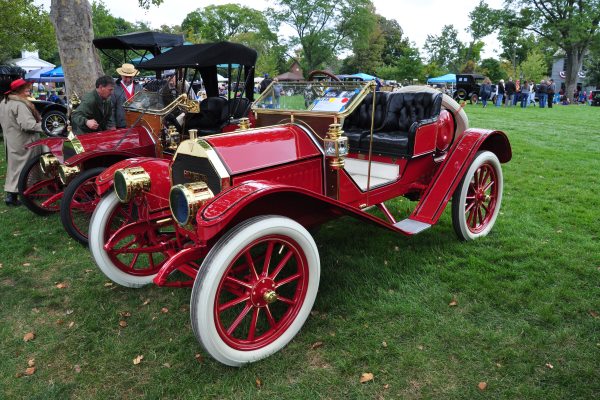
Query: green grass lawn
0 104 599 399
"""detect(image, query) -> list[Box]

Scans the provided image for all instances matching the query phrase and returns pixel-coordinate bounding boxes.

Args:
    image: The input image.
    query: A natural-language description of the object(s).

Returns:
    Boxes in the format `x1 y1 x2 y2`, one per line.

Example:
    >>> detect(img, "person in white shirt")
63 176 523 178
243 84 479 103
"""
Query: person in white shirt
111 63 142 128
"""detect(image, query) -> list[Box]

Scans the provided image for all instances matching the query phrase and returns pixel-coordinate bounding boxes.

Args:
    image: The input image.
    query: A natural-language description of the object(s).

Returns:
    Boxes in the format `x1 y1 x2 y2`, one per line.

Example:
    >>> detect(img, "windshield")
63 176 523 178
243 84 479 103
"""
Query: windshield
253 81 367 113
124 89 178 114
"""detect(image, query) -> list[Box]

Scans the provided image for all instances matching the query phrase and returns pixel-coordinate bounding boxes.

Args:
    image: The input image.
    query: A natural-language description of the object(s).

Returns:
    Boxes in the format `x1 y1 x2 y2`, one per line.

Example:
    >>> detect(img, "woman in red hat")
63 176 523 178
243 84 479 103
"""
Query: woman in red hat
0 78 43 206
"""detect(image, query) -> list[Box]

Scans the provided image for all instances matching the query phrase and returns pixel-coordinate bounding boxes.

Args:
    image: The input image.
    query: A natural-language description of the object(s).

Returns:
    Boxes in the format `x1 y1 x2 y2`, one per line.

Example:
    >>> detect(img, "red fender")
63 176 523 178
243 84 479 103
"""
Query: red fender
408 128 511 226
63 149 153 169
95 157 172 203
193 180 431 245
25 137 67 161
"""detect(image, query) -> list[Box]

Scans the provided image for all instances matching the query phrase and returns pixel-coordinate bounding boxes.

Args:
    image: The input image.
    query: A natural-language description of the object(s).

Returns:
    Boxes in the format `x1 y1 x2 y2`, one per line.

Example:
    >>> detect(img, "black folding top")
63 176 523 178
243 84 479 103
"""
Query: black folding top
93 31 184 54
139 42 257 69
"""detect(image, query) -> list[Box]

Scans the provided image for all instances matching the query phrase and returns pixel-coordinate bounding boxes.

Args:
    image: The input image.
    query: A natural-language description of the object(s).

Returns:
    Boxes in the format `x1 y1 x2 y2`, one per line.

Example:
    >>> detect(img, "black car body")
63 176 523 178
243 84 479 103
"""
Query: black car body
454 73 496 104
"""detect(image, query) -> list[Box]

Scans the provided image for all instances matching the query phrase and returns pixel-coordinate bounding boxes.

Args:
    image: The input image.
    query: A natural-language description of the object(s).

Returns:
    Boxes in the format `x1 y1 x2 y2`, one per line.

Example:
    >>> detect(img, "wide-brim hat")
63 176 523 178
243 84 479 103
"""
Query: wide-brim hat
116 63 139 77
4 78 29 94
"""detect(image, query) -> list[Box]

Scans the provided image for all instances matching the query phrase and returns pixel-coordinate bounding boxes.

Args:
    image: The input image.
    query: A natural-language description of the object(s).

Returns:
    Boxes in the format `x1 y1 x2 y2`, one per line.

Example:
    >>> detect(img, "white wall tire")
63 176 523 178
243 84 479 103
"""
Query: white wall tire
452 151 503 241
88 192 158 288
190 215 320 366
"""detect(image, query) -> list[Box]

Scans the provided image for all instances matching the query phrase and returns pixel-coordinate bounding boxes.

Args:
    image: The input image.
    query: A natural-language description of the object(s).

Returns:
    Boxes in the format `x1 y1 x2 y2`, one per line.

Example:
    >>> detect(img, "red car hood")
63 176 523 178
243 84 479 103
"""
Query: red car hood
204 124 322 175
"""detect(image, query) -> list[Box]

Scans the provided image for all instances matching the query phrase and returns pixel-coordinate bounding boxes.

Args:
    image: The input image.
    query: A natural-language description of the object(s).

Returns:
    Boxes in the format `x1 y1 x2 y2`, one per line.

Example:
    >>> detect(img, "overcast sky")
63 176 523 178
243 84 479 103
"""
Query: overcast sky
34 0 504 58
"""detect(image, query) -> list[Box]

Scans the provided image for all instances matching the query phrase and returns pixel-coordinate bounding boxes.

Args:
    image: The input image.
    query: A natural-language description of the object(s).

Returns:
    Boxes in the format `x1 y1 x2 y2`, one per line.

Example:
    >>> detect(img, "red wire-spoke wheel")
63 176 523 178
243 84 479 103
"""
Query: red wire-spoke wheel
89 192 177 288
60 167 105 245
191 215 320 366
452 151 504 241
17 152 63 215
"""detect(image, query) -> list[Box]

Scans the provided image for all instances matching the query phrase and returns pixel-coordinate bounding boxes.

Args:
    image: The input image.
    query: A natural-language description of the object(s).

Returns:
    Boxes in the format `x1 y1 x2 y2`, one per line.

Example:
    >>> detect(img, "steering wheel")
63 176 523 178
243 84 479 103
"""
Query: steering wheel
307 70 341 82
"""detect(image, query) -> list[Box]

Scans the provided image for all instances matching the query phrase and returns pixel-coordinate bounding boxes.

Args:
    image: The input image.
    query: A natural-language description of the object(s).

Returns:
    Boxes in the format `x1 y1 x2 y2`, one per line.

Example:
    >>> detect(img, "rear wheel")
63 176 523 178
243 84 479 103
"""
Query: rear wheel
470 93 479 104
60 167 105 245
190 215 320 366
18 152 62 215
452 151 503 241
454 89 467 100
42 110 67 137
89 192 177 288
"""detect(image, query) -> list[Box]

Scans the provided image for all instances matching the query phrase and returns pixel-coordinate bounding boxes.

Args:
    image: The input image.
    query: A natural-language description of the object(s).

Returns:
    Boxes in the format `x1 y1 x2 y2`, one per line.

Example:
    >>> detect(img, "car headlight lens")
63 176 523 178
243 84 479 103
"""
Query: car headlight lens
114 166 151 203
58 164 80 185
40 154 59 175
169 181 214 226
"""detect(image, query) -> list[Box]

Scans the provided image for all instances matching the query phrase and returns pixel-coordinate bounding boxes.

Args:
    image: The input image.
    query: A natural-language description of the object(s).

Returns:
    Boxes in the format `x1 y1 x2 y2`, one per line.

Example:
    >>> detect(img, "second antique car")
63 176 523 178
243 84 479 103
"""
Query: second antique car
18 41 257 245
88 79 511 366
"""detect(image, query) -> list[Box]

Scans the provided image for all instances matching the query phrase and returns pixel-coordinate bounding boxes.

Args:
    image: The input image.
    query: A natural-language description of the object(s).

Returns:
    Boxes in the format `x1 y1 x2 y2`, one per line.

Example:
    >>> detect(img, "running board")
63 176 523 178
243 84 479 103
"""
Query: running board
394 218 431 235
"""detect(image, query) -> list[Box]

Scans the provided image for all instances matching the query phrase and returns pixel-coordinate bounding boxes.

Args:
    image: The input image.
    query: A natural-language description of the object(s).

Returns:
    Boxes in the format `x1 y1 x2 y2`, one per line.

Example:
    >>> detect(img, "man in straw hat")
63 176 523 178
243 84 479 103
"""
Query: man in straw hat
71 75 116 134
0 78 43 206
112 63 142 128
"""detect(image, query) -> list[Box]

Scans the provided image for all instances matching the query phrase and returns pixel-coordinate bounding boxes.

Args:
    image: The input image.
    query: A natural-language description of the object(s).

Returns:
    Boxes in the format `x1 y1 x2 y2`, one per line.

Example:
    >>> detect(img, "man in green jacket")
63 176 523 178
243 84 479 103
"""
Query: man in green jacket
71 75 116 134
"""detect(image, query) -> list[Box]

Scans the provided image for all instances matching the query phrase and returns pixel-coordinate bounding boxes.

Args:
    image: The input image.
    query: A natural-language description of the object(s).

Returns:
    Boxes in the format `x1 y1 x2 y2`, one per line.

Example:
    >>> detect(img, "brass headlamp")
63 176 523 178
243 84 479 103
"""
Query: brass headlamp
238 117 250 130
58 164 81 185
113 166 151 203
169 181 214 226
323 123 348 169
40 154 60 175
167 125 180 150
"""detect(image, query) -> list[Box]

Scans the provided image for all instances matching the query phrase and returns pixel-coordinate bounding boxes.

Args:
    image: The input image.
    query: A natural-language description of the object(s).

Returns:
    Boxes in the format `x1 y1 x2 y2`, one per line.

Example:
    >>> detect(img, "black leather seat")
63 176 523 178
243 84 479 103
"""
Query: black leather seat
343 92 388 150
352 91 442 157
185 96 228 134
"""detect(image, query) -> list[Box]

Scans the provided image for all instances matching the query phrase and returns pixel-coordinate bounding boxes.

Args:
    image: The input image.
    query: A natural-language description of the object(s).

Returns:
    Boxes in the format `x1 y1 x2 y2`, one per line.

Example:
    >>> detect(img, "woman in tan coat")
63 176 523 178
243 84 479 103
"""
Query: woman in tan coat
0 78 43 206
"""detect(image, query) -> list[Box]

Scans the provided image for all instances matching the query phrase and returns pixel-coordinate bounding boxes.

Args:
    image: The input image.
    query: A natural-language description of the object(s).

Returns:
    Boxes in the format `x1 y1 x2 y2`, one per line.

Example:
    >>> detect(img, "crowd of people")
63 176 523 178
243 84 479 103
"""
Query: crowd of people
480 77 593 108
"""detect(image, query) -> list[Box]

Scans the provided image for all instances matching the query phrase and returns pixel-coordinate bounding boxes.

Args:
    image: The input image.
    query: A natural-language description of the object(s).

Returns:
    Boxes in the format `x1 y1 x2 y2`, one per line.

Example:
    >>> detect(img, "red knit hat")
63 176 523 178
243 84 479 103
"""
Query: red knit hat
4 78 29 95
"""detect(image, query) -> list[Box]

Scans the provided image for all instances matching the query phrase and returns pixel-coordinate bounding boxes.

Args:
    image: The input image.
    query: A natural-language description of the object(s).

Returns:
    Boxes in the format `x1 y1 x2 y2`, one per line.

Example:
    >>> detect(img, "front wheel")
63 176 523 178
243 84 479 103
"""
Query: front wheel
89 192 176 288
18 152 63 215
470 93 479 104
190 215 320 366
60 167 105 245
452 151 503 241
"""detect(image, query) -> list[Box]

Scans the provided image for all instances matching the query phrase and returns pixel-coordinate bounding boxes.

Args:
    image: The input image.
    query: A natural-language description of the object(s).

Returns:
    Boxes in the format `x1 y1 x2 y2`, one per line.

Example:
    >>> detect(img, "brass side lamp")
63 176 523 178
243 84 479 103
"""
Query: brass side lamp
323 123 348 169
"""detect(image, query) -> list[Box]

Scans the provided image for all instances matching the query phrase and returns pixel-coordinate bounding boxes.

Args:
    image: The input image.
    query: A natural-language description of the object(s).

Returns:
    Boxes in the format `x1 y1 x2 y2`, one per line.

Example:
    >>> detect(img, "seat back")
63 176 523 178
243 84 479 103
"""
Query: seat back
383 92 442 132
344 92 388 131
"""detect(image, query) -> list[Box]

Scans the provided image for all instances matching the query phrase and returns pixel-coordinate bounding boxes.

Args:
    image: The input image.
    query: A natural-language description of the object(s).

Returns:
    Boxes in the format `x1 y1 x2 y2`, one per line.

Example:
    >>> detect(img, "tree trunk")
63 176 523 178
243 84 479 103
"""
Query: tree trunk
49 0 103 100
564 47 584 100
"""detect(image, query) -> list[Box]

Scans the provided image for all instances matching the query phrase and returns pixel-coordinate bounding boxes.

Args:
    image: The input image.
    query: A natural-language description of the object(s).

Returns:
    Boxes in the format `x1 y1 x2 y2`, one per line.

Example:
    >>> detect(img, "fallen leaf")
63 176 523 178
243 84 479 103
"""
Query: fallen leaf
394 246 399 251
142 299 150 305
74 365 81 373
478 382 487 391
56 319 64 325
65 309 74 315
194 353 203 363
255 378 262 388
360 372 374 383
25 367 36 376
449 298 458 307
120 311 132 318
28 359 35 367
589 310 599 318
23 332 35 342
84 269 93 273
161 307 169 313
133 355 144 365
31 308 40 313
310 310 320 316
104 282 113 287
162 363 171 368
56 282 68 289
382 341 388 348
496 363 502 368
383 383 390 389
545 363 554 369
384 260 388 266
417 345 424 350
22 263 31 267
311 341 324 350
15 372 23 378
119 320 127 328
0 263 3 268
67 321 75 328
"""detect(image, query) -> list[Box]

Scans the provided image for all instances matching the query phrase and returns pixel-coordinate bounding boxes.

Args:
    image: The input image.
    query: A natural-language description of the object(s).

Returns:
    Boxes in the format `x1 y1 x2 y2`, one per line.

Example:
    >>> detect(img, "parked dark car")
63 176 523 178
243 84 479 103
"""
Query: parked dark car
591 90 600 106
0 65 68 137
453 73 496 104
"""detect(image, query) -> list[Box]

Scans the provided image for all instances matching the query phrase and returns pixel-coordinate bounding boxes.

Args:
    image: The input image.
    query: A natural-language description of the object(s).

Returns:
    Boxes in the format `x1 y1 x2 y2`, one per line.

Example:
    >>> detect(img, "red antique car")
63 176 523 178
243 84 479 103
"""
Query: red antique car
17 42 257 244
88 79 511 366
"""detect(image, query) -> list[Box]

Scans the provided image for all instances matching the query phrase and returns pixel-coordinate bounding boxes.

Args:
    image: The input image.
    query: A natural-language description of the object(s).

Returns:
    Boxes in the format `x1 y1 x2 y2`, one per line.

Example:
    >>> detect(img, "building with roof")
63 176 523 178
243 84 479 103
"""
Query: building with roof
7 50 54 73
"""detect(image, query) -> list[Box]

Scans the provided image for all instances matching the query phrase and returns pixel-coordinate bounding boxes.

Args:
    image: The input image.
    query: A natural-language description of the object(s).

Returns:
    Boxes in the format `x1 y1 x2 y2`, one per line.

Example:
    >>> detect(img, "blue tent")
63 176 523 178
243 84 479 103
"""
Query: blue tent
40 66 64 78
348 72 378 81
25 67 59 83
427 73 456 84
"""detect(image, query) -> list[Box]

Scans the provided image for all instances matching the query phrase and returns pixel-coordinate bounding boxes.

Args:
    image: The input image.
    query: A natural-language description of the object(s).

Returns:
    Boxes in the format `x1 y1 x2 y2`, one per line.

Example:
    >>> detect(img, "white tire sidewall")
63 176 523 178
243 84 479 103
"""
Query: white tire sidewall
191 216 320 366
457 151 503 240
88 192 156 288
